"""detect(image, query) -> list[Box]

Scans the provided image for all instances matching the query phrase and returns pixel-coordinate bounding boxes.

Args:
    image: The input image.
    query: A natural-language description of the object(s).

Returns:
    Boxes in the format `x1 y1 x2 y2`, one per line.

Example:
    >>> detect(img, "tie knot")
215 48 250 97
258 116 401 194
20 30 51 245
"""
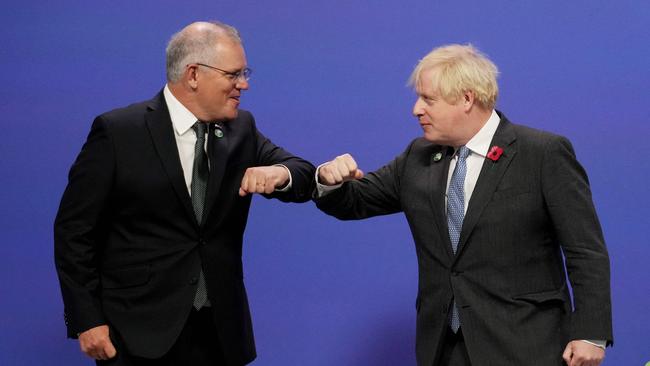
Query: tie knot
457 146 470 160
193 122 207 137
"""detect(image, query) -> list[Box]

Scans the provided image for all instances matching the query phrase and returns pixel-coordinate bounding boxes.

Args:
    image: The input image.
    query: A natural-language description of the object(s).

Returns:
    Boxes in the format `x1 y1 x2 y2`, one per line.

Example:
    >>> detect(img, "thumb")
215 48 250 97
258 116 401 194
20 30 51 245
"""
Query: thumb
353 169 364 180
238 187 248 197
562 342 573 364
105 339 117 359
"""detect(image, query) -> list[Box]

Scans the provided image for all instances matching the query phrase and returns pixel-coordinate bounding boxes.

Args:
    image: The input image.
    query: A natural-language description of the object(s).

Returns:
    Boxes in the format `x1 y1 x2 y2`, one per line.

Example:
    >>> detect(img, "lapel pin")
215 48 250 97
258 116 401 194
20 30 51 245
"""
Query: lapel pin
214 128 224 138
433 152 443 162
486 145 503 161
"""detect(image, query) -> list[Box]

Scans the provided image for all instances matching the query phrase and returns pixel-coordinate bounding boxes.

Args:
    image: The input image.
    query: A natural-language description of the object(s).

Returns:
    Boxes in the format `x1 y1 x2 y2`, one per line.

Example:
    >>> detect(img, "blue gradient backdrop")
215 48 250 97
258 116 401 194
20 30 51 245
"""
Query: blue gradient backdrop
1 1 648 365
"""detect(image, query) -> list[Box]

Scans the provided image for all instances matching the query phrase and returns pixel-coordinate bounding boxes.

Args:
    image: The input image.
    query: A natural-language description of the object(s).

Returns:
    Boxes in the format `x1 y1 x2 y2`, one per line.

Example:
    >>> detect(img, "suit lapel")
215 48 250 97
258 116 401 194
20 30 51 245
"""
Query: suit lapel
455 117 517 257
428 145 456 260
145 93 197 224
203 122 230 224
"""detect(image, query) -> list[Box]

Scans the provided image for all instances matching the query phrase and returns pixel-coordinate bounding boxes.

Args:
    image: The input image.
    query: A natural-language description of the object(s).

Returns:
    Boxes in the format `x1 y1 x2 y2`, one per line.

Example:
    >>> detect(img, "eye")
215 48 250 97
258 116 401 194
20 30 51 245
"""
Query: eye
421 95 436 105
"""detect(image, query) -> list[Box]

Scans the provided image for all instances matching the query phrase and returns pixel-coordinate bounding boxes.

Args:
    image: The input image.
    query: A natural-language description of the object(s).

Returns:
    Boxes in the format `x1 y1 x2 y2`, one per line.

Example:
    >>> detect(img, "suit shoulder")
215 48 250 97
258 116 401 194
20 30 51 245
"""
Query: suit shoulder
98 98 152 123
509 121 572 148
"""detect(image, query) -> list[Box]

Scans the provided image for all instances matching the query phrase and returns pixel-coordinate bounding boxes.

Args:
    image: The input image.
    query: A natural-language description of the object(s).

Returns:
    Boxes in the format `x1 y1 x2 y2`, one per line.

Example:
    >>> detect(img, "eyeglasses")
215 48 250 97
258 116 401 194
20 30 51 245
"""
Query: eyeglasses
195 63 252 82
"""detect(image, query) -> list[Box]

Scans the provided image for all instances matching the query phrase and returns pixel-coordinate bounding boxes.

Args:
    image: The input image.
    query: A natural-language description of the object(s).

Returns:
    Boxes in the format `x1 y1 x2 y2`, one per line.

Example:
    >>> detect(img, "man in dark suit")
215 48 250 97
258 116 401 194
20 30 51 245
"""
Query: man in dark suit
54 21 314 365
314 44 612 366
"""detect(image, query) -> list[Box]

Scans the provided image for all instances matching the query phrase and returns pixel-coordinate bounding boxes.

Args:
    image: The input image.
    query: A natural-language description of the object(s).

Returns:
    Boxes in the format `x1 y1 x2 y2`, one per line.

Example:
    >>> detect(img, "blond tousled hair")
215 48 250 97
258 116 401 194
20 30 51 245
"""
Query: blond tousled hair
408 44 499 110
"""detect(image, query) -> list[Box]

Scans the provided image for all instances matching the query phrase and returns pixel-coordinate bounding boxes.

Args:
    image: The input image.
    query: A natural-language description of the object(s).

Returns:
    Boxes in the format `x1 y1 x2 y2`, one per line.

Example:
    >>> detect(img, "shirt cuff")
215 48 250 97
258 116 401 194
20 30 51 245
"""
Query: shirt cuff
315 163 342 197
273 164 292 192
581 339 606 350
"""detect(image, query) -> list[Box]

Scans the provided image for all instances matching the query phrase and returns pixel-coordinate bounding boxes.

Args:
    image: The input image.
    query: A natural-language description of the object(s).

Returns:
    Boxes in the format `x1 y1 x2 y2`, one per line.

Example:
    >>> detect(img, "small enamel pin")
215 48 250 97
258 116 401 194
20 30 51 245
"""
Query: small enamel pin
433 152 443 162
214 128 224 138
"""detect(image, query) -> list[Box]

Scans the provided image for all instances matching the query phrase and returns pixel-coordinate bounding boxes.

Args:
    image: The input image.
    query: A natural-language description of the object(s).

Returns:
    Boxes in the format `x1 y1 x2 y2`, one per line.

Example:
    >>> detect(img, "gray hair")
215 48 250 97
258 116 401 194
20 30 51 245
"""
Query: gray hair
165 21 242 82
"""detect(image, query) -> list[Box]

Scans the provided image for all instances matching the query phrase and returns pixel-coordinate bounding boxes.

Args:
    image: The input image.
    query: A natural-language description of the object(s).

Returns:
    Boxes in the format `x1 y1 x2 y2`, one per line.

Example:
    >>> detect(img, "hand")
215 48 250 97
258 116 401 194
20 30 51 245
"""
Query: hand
239 166 290 196
318 153 364 186
78 325 117 361
562 340 605 366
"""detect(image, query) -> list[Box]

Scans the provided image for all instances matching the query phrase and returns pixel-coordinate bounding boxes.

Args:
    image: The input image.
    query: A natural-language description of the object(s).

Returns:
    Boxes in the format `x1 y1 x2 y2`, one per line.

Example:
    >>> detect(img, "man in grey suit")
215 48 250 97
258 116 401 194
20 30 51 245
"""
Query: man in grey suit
314 44 612 365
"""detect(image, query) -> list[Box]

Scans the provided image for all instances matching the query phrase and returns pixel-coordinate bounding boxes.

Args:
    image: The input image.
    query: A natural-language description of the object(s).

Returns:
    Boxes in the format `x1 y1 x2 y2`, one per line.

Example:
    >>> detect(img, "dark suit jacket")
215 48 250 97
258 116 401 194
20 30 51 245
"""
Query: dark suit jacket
54 92 315 365
315 112 612 366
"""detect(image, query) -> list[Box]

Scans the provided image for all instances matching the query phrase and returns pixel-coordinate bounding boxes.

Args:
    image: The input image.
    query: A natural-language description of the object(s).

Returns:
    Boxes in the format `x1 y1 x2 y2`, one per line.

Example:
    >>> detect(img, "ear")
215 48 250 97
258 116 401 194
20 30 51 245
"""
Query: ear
462 90 475 112
185 64 200 90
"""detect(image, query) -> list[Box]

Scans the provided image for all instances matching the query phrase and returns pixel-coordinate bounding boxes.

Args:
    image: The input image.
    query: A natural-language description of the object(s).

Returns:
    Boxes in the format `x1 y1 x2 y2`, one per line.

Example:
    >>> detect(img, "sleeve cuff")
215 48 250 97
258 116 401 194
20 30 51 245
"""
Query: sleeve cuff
580 339 607 350
273 164 292 192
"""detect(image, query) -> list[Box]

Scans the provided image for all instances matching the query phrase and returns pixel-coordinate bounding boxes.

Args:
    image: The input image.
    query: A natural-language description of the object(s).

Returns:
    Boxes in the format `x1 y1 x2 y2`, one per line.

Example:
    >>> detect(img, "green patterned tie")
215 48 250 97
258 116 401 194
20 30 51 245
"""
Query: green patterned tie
191 122 209 309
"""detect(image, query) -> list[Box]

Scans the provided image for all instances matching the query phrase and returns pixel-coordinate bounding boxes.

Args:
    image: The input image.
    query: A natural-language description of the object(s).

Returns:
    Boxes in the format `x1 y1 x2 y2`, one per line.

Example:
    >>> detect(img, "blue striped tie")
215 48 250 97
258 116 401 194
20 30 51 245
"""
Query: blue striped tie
447 146 470 332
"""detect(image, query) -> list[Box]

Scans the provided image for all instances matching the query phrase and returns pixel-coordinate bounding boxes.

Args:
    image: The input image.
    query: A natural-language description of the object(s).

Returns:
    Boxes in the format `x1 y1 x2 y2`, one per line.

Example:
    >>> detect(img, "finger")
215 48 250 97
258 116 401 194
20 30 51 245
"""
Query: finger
336 160 352 180
319 169 337 185
89 347 106 360
239 187 248 196
341 154 358 174
329 165 344 183
262 174 279 194
242 171 257 193
353 169 364 179
321 164 342 184
264 181 275 194
251 174 266 194
240 170 250 193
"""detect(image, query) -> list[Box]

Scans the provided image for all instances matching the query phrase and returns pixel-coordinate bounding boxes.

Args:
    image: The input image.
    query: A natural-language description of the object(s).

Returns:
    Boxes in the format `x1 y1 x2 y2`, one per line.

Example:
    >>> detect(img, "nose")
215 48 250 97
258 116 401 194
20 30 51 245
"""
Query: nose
236 78 249 90
412 98 424 117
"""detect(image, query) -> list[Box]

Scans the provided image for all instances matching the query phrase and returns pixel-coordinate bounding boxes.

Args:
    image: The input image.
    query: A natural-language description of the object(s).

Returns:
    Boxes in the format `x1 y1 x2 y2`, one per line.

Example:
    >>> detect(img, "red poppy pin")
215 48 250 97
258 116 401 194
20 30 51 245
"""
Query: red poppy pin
487 146 504 161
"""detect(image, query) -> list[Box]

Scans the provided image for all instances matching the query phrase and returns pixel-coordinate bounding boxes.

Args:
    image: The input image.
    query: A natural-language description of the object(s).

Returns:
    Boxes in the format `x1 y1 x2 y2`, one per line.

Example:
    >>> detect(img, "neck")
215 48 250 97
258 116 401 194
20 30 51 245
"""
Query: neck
168 82 205 120
454 107 492 147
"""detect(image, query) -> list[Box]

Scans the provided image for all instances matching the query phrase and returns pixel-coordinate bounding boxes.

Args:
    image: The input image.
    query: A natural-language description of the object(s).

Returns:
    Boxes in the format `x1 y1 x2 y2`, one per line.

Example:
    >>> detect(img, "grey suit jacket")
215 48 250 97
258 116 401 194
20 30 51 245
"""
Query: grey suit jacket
315 112 612 366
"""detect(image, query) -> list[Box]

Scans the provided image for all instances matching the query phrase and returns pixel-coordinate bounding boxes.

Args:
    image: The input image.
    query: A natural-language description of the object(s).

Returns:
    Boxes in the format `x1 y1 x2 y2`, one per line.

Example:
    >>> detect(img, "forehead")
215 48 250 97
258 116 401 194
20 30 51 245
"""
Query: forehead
416 68 440 96
213 41 246 63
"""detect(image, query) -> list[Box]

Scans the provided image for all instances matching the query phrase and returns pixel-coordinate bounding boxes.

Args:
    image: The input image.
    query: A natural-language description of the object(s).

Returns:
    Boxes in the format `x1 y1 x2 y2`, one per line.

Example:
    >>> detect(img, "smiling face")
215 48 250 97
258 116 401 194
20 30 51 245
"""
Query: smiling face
193 40 249 122
412 68 469 146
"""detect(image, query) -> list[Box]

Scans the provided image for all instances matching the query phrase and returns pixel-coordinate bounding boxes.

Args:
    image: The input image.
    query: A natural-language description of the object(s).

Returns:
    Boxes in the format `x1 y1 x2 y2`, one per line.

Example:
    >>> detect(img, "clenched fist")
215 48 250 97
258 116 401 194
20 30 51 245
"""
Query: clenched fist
239 165 290 196
562 340 605 366
78 325 116 361
318 153 364 185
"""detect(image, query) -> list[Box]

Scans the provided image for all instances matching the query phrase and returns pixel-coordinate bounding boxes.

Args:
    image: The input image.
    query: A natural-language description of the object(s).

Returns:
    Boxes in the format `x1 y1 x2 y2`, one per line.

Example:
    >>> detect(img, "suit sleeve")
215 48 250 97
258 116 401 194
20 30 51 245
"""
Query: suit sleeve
541 136 613 345
54 116 114 337
314 142 413 220
252 117 315 203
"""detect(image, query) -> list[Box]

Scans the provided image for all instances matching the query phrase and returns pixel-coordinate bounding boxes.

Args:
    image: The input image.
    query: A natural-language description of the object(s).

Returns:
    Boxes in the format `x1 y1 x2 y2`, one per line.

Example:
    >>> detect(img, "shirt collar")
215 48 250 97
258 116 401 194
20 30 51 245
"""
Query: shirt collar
163 84 198 136
465 109 500 157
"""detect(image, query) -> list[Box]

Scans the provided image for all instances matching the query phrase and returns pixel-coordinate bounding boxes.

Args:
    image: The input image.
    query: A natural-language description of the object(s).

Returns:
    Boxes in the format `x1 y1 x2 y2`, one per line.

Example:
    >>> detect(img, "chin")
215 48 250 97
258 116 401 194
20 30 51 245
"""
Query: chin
423 132 440 143
217 109 239 122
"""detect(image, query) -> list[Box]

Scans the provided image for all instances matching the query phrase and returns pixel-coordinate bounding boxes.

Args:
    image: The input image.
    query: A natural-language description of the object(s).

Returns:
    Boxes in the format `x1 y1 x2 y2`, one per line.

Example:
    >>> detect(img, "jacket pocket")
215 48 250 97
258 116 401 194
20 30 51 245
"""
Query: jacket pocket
491 187 530 200
101 265 151 289
512 287 566 305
